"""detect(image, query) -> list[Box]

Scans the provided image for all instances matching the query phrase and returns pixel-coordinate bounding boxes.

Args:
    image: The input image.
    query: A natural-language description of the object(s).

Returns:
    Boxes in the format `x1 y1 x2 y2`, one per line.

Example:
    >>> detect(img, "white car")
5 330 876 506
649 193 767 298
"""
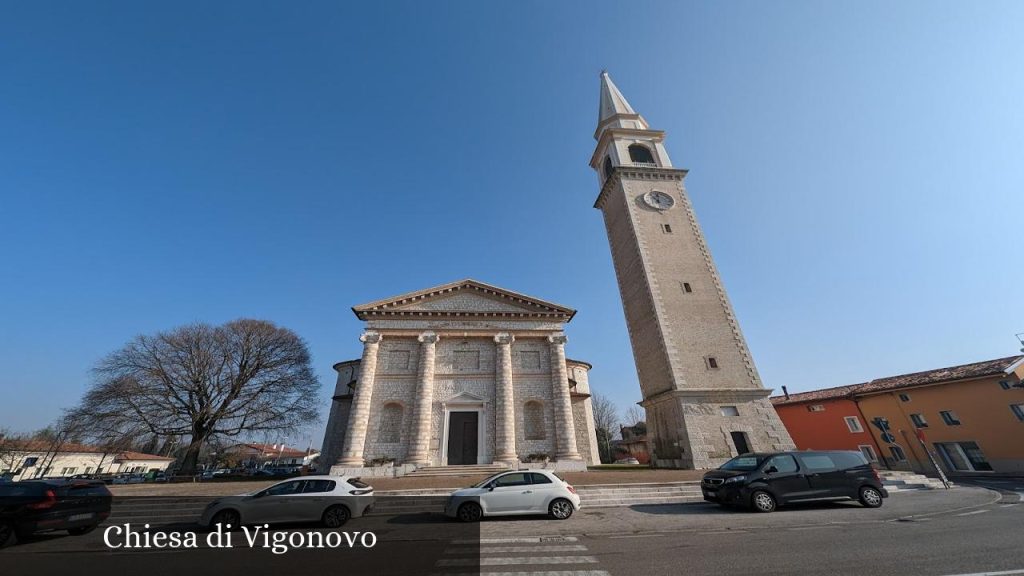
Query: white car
445 470 581 522
199 475 374 529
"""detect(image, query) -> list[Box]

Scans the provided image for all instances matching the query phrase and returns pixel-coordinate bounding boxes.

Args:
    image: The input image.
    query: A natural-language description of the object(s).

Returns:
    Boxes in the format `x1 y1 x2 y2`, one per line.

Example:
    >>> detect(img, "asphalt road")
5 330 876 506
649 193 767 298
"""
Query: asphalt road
4 485 1022 576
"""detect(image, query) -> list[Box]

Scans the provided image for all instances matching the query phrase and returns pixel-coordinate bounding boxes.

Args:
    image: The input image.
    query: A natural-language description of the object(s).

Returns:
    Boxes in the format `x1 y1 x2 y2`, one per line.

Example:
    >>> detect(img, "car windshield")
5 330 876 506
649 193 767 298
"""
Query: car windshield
719 455 765 471
472 472 508 488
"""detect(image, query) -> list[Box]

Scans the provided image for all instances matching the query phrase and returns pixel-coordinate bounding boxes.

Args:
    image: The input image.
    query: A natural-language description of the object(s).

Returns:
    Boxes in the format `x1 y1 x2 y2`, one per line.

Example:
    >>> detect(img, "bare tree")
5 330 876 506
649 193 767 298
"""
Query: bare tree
591 392 621 464
624 405 644 426
0 429 30 478
74 319 320 475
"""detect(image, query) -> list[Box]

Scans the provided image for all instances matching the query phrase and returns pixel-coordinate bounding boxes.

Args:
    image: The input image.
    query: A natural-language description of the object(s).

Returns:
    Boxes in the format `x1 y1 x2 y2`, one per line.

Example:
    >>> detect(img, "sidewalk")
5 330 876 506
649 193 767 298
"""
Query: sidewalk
109 468 706 497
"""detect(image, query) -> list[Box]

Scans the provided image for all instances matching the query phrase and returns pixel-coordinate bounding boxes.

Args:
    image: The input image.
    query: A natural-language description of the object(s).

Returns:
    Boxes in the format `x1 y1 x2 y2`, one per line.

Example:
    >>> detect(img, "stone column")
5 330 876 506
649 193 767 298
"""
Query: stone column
336 331 382 467
406 331 439 465
548 333 582 460
493 332 517 464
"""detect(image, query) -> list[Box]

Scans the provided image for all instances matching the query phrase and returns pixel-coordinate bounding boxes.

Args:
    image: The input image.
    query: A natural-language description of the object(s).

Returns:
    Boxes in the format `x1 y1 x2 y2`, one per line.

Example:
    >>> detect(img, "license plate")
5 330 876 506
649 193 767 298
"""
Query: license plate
68 513 94 522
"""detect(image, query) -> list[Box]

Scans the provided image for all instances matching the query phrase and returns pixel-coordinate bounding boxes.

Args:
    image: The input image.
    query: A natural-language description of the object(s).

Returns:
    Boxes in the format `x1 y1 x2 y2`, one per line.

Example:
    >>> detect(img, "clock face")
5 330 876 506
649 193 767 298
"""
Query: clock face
643 191 675 210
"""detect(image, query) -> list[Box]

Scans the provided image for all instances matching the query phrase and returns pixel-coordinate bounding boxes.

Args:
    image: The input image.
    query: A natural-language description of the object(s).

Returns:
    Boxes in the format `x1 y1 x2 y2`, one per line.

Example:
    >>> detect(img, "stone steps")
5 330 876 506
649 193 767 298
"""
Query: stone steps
403 465 510 478
880 471 951 490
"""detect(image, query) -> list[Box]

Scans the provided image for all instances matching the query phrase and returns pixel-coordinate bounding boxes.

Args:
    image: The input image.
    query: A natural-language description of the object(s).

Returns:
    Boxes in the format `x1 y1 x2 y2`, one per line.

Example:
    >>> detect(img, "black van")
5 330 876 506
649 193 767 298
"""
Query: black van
701 451 888 513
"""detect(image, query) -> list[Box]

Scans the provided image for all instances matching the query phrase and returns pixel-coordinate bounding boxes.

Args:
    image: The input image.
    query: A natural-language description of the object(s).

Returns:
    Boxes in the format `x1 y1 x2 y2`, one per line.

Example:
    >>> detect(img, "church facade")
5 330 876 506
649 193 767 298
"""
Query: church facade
321 279 601 473
591 72 795 468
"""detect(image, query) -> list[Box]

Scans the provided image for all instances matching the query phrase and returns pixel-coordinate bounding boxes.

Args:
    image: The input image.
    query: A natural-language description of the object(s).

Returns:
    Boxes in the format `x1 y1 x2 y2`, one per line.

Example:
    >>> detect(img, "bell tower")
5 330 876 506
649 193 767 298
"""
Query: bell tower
591 72 794 468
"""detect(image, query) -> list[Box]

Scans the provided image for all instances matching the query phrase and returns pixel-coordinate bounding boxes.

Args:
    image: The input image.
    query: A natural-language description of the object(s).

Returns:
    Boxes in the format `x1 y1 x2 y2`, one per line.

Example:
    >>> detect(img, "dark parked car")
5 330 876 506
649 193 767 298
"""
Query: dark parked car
702 451 888 513
0 480 112 547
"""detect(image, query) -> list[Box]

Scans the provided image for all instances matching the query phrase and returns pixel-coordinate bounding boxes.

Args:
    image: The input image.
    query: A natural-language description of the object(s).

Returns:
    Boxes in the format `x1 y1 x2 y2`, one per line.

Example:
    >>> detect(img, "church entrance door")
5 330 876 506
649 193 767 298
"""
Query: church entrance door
447 412 479 465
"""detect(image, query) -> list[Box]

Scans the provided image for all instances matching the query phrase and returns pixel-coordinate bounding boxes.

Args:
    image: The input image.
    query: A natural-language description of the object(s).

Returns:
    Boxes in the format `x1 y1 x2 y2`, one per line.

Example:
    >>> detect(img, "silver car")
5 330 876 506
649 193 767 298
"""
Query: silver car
445 470 581 522
199 475 374 529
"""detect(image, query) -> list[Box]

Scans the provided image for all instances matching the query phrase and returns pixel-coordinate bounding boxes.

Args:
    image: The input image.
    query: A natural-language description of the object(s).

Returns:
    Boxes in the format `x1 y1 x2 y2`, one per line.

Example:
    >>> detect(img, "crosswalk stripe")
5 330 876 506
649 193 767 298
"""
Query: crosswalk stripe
438 556 599 567
452 537 579 545
445 545 589 554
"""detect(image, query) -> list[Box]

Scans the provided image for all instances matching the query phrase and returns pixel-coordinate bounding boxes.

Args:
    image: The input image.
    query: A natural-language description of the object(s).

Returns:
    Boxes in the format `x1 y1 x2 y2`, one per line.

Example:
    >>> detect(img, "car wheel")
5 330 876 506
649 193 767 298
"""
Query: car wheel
457 502 483 523
0 522 14 549
750 490 777 513
210 509 241 530
859 486 883 508
549 499 574 520
322 505 351 528
68 525 97 536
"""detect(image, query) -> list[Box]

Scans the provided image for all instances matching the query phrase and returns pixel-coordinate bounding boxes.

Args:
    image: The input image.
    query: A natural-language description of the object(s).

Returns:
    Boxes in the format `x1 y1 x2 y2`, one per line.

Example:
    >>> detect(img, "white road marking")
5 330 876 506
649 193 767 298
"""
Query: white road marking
438 557 599 567
607 533 666 539
955 510 990 516
454 537 579 545
443 545 589 554
1001 504 1017 508
937 565 1024 569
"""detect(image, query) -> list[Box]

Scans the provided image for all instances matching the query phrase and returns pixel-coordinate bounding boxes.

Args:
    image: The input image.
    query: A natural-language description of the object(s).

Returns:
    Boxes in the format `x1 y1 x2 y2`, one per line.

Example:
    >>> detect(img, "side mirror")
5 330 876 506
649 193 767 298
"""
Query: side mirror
487 484 495 491
764 466 778 475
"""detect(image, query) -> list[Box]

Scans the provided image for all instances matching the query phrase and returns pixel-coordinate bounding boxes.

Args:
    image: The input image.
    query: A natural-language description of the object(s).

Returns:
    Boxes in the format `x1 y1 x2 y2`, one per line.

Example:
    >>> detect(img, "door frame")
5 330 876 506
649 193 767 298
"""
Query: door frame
440 396 486 466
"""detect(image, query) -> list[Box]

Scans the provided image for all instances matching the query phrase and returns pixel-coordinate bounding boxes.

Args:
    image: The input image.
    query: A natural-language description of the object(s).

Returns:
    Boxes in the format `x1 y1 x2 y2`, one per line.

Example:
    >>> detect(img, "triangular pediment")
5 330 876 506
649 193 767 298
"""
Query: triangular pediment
444 391 487 405
352 279 575 321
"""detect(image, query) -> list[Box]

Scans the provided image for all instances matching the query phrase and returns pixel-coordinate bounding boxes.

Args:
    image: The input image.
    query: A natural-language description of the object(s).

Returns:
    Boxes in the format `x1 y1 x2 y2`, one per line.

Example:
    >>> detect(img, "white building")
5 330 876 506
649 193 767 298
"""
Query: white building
0 441 174 480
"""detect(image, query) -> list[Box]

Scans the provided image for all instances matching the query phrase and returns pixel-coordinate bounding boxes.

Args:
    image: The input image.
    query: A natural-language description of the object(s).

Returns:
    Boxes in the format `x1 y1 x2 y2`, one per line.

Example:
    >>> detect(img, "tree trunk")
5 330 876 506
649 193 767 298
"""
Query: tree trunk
177 436 206 476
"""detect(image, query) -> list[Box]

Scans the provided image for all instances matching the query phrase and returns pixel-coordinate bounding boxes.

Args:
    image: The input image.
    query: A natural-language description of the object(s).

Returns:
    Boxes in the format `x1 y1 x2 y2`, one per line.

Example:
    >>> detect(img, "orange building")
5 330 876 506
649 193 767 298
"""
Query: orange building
772 355 1024 474
771 385 886 464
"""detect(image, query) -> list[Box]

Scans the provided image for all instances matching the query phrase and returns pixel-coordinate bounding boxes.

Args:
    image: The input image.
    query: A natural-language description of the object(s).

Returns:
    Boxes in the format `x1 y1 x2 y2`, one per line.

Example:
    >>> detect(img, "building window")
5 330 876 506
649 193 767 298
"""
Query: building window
844 416 864 433
889 446 907 462
706 357 718 369
524 401 546 440
1011 404 1024 422
859 445 878 462
807 404 825 412
939 410 961 426
898 393 911 402
628 144 656 165
720 406 739 417
681 282 692 293
999 380 1013 390
910 413 928 428
662 223 673 234
379 403 404 443
60 467 76 475
603 156 613 179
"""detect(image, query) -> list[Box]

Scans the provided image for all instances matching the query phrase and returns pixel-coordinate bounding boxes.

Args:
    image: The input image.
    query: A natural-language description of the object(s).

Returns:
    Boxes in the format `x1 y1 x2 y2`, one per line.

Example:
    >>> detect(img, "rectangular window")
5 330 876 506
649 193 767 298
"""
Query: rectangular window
910 413 928 428
898 393 911 402
706 357 718 369
1011 404 1024 422
889 446 907 462
682 282 692 293
807 404 825 412
999 380 1012 390
859 445 877 462
662 224 673 234
60 467 76 475
844 416 864 433
939 410 961 426
720 406 739 417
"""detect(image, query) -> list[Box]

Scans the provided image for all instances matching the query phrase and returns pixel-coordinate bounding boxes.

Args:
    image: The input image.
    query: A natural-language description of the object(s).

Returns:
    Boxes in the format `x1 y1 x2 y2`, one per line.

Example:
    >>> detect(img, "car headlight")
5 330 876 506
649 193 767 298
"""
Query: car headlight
724 475 746 484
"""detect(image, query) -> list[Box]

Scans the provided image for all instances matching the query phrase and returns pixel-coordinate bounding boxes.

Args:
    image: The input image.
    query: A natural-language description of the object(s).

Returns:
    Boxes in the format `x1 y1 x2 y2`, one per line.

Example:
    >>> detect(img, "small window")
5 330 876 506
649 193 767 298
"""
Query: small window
859 445 878 462
628 144 656 165
302 480 336 494
939 410 961 426
898 393 911 402
799 454 837 472
707 357 718 369
999 380 1013 390
603 156 614 179
764 455 799 473
662 223 673 234
910 413 928 428
844 416 864 433
1011 404 1024 422
529 473 553 485
807 404 825 412
494 473 530 487
889 446 907 462
720 406 739 417
682 282 692 293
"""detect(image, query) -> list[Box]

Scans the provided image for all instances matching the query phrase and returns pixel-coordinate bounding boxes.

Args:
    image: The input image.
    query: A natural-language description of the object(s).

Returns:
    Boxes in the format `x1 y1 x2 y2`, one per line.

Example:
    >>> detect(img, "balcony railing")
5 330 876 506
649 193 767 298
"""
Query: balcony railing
632 162 658 168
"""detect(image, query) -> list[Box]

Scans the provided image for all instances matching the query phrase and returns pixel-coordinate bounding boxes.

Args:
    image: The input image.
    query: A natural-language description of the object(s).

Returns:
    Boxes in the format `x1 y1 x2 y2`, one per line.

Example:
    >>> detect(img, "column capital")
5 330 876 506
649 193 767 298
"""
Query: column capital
417 331 440 344
360 331 382 344
547 333 568 346
493 332 515 345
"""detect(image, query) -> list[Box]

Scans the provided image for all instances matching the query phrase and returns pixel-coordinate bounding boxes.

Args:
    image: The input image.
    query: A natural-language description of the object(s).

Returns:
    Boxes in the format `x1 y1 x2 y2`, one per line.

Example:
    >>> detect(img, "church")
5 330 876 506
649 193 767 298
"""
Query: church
321 279 601 474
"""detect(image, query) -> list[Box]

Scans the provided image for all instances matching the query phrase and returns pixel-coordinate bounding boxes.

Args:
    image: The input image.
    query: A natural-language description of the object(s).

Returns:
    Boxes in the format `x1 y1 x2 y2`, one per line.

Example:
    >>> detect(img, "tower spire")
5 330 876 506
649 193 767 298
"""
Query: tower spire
595 71 649 140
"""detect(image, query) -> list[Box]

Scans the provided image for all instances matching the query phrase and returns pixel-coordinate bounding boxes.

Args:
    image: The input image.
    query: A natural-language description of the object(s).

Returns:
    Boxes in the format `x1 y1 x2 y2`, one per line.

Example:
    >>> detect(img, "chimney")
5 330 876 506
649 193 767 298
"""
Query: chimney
782 386 790 400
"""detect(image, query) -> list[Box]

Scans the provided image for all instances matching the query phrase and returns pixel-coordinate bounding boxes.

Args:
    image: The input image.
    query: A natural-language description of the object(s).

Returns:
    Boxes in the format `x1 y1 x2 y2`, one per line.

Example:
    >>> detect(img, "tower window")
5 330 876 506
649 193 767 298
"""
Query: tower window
682 282 692 293
603 156 614 179
661 224 673 234
628 144 655 165
707 356 719 369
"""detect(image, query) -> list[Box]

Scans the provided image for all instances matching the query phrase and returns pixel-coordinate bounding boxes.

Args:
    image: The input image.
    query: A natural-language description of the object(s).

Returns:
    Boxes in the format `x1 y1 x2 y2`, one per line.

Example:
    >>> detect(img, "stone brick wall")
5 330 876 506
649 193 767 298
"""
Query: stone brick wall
319 361 358 469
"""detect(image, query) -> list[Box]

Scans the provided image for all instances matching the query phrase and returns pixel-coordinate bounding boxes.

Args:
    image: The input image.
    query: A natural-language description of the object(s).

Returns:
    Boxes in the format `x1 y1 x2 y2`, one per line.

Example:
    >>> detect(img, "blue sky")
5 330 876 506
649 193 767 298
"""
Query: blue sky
2 1 1022 447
